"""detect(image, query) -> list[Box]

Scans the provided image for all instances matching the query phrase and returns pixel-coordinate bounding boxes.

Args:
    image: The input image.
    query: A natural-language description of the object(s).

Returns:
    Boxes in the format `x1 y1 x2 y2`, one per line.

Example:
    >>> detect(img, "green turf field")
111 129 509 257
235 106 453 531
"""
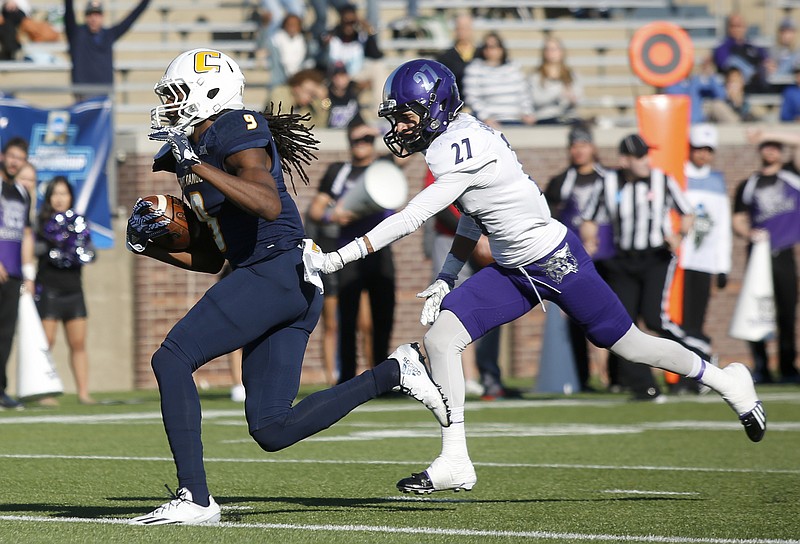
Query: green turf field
0 385 798 543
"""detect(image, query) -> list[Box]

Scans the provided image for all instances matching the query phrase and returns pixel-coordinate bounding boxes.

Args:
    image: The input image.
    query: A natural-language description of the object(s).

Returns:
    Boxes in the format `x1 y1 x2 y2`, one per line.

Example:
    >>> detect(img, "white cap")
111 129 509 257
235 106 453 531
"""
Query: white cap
689 124 718 150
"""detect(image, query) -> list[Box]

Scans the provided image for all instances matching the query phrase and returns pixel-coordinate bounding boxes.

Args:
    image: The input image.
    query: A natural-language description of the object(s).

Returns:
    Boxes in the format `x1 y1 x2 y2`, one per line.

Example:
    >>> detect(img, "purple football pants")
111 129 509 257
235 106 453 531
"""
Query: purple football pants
440 230 633 348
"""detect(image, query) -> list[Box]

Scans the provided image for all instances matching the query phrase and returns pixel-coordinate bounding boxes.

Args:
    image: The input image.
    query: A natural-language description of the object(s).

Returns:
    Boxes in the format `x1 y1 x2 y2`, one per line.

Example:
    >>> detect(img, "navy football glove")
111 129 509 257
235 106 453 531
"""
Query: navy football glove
126 198 170 253
148 127 200 170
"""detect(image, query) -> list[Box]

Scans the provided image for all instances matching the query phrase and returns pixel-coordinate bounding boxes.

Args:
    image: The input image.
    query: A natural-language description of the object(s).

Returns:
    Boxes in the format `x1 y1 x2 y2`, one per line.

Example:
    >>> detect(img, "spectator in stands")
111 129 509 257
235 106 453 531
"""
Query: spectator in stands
268 13 311 88
15 161 37 200
462 32 535 128
713 12 771 93
34 176 97 405
664 56 729 124
581 134 695 402
268 68 329 128
0 136 34 410
254 0 304 50
733 128 800 384
771 18 800 79
722 66 758 122
64 0 151 101
310 0 349 43
436 12 476 96
0 0 29 60
545 124 611 392
318 3 384 110
780 62 800 121
326 61 361 128
530 36 582 125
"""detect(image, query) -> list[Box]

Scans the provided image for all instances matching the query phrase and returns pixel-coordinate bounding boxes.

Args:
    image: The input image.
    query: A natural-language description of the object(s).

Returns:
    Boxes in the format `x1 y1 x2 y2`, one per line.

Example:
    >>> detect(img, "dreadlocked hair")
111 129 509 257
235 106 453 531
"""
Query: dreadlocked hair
261 102 320 194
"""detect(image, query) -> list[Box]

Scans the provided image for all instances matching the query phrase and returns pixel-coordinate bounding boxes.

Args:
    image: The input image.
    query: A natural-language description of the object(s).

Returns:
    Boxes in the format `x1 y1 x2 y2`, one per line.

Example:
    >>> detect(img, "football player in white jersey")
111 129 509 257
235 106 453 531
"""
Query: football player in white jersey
311 59 766 494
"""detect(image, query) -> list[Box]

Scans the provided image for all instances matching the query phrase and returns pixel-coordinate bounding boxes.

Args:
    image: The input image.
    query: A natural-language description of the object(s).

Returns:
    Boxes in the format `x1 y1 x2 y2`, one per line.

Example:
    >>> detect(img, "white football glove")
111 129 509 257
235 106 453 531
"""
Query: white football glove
320 251 345 274
318 237 369 274
416 279 451 326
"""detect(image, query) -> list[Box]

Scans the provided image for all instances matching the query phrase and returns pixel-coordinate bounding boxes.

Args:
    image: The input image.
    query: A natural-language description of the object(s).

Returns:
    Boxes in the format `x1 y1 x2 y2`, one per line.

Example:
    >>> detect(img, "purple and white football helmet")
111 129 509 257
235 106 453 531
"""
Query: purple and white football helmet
378 59 463 157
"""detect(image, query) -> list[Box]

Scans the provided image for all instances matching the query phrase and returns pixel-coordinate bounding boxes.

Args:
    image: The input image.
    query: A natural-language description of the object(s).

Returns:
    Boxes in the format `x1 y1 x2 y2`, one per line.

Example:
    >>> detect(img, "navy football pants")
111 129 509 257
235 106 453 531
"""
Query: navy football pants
151 247 398 496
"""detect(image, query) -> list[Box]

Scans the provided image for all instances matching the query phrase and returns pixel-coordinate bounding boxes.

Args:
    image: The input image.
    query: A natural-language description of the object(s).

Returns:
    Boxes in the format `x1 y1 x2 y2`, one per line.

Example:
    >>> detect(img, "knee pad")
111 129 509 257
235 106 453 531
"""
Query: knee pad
150 340 193 379
423 311 470 362
250 419 291 453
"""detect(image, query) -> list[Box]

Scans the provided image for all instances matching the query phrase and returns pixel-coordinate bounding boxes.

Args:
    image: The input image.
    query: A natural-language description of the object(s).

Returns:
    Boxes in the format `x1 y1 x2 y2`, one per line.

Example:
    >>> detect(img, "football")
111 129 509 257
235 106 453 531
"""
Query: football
141 194 195 251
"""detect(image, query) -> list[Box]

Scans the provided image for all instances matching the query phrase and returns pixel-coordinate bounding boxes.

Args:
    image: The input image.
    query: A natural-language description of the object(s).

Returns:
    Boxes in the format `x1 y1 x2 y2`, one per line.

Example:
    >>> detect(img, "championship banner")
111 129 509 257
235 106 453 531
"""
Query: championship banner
0 96 114 248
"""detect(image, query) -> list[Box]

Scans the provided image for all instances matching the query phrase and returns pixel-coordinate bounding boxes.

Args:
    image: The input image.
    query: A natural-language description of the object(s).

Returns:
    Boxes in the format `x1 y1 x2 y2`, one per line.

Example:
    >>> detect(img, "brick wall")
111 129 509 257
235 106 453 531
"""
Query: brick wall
121 142 798 389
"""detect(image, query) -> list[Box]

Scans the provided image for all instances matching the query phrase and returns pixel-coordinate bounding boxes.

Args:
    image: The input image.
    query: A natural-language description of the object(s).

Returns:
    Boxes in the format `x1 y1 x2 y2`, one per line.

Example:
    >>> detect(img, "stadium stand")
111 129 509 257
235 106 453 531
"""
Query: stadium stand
0 1 791 129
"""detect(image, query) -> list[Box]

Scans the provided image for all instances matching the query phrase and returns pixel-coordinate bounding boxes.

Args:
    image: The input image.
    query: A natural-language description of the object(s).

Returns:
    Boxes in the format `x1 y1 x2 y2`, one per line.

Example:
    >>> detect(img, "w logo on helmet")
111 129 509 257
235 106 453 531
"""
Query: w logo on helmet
194 51 221 74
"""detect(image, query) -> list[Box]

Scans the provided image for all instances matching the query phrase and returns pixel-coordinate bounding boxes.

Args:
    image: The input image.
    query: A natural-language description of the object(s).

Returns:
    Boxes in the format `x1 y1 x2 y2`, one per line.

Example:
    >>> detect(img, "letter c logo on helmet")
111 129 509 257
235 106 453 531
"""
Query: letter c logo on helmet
194 51 222 74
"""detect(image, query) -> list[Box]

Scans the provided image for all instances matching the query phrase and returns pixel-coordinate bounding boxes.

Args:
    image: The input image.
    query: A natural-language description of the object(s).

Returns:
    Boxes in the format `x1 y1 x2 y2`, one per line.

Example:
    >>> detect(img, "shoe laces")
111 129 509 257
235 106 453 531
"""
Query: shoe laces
152 484 189 514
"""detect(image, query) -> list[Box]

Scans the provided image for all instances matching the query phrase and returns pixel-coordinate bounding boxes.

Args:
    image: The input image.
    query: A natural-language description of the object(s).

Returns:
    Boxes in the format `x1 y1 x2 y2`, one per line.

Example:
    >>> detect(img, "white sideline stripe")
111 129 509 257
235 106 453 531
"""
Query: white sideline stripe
0 453 798 475
0 515 797 544
602 489 700 496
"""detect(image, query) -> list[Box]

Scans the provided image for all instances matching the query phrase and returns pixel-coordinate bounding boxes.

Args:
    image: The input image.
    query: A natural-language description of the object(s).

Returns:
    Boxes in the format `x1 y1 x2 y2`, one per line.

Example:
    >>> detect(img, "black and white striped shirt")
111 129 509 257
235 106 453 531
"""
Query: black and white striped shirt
583 168 692 252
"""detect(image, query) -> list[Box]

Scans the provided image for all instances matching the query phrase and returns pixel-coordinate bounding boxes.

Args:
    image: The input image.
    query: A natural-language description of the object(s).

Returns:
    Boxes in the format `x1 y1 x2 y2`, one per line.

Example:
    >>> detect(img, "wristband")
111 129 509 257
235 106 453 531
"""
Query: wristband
22 263 36 282
439 253 465 280
436 272 458 289
337 237 369 266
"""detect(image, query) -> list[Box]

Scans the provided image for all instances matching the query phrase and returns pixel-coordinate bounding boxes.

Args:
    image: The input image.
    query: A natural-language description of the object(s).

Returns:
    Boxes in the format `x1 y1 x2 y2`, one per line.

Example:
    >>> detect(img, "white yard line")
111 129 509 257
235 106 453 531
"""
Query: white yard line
601 489 701 496
0 453 797 474
0 515 797 544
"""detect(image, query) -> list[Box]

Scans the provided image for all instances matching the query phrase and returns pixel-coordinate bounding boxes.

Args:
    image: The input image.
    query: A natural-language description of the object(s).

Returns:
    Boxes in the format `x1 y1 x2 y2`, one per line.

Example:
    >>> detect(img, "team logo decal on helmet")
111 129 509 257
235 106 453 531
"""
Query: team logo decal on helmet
194 50 222 74
151 48 246 133
378 59 463 157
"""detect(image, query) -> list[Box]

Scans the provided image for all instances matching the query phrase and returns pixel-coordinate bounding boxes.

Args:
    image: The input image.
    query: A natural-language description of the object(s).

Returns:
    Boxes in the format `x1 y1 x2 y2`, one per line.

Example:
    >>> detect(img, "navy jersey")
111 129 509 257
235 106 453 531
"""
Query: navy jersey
166 109 306 267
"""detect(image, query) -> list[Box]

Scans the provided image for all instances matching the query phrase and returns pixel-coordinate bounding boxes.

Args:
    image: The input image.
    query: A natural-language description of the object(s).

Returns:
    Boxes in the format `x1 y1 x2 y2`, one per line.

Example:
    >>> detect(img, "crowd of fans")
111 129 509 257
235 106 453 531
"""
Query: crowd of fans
3 2 800 125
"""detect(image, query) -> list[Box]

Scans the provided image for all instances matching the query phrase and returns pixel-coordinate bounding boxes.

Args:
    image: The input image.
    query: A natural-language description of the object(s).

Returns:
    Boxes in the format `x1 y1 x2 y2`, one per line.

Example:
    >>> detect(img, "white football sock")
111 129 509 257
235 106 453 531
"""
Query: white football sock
440 407 470 462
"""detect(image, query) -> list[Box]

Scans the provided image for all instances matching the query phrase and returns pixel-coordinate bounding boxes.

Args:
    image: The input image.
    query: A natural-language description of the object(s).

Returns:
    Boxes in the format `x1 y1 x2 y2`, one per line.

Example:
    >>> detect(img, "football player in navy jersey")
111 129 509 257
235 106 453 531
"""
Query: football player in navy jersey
310 58 767 495
126 49 449 525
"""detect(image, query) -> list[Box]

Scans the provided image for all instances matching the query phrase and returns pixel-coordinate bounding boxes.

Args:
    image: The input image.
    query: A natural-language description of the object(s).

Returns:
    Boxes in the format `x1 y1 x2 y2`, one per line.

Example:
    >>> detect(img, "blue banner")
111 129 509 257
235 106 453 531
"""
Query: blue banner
0 96 114 248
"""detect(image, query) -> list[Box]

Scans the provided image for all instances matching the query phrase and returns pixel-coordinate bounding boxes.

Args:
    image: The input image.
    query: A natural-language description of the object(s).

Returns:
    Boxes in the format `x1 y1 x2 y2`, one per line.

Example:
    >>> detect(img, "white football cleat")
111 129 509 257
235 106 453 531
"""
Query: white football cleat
130 487 221 525
720 363 766 442
397 456 477 494
391 342 451 427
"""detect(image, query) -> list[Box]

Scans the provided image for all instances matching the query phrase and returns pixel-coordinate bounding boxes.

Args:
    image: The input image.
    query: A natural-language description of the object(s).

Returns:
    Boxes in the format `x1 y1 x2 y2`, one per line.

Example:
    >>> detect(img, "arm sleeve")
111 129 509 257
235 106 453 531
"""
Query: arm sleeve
64 0 77 40
364 171 472 251
455 214 482 241
110 0 151 40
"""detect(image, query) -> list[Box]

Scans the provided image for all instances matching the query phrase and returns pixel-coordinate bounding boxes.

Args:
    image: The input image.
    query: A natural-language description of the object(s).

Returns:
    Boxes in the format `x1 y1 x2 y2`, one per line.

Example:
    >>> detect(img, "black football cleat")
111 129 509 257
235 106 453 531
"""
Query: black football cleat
397 471 440 494
397 461 477 494
739 401 766 443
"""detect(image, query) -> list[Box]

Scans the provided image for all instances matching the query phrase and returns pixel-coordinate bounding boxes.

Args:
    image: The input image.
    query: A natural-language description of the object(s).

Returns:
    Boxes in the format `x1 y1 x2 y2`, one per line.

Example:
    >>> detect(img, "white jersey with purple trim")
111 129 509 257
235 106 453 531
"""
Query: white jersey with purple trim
364 114 567 268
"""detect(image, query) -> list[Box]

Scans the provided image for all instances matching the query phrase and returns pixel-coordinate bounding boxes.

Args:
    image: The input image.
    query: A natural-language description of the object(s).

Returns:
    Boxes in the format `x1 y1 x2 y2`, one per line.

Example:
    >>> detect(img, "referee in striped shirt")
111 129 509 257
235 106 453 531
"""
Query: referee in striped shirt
581 134 694 401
